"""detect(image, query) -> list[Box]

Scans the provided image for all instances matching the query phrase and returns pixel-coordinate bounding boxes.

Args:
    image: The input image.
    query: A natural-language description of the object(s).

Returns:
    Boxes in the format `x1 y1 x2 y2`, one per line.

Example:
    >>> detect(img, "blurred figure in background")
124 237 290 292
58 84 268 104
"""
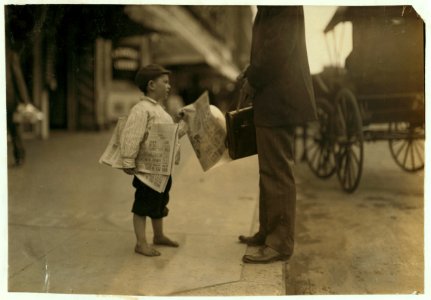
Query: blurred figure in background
5 6 35 166
238 6 317 263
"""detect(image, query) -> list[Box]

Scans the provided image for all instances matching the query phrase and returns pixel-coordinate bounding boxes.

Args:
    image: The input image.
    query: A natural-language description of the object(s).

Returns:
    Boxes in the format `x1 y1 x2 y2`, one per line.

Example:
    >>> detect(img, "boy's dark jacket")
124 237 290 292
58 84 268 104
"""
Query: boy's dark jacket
246 6 317 127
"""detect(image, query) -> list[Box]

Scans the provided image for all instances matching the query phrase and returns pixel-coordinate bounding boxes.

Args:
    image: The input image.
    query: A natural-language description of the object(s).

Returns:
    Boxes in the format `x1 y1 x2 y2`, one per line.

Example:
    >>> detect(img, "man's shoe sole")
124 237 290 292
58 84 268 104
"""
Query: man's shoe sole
242 254 289 264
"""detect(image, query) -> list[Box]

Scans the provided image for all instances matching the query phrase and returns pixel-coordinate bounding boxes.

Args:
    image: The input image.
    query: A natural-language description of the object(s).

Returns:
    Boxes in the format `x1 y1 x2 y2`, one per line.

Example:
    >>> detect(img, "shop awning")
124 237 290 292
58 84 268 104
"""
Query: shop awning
124 5 241 81
324 6 349 33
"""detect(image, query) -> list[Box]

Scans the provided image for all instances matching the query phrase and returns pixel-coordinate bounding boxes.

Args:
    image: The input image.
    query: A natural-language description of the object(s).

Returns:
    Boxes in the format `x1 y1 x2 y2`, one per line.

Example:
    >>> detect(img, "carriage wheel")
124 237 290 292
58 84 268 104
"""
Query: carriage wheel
334 88 364 193
389 122 424 172
304 98 336 178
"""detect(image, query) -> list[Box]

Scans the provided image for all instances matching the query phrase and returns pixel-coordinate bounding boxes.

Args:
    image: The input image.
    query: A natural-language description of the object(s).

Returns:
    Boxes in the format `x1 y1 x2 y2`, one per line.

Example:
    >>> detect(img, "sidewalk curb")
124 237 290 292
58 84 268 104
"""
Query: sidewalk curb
173 199 286 296
172 247 286 296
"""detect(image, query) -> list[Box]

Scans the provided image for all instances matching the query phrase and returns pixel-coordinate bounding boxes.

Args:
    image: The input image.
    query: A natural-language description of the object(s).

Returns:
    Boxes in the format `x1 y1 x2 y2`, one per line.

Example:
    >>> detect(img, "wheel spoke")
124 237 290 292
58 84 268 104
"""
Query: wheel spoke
344 155 350 189
321 149 330 168
340 161 346 187
395 140 408 159
351 146 360 165
337 105 347 134
410 140 415 168
317 149 324 171
413 141 424 165
402 141 411 167
310 145 320 167
341 146 348 159
326 149 334 172
342 97 348 119
324 154 332 173
306 140 319 153
416 140 424 151
350 154 358 186
350 150 358 175
347 152 354 189
323 148 332 165
342 151 349 187
391 139 403 147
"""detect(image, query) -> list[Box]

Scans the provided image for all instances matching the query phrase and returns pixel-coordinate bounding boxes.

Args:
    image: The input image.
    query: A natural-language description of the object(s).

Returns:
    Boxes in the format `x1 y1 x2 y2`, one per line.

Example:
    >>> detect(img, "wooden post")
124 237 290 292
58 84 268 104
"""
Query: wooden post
32 29 43 138
104 39 112 92
139 36 151 66
41 89 49 139
94 38 105 130
66 27 77 131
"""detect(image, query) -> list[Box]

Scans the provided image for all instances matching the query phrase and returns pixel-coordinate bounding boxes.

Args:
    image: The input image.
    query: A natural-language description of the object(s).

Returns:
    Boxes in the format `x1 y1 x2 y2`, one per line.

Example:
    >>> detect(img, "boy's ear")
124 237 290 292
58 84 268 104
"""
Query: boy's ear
147 80 155 91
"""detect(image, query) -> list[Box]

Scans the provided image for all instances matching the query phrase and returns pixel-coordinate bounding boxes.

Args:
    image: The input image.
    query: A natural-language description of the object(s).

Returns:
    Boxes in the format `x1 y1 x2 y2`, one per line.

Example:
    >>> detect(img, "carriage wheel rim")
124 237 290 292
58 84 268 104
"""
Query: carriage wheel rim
334 89 364 193
389 122 424 172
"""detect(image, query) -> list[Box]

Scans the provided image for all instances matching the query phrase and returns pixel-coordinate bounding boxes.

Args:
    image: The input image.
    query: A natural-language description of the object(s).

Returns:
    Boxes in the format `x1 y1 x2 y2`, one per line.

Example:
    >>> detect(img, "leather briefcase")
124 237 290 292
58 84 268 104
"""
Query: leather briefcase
225 106 257 160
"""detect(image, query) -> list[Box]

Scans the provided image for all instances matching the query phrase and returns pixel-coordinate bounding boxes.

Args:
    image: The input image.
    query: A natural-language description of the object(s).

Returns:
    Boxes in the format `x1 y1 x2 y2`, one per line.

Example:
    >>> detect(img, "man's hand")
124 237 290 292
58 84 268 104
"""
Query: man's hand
236 64 250 82
123 168 136 175
178 119 188 138
178 106 194 121
239 78 255 105
174 147 181 165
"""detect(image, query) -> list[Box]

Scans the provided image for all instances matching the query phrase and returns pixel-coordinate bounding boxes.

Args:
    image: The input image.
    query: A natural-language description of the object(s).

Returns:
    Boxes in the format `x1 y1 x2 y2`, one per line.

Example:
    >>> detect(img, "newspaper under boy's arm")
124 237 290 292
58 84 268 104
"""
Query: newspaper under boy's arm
120 105 148 172
135 123 179 175
99 114 178 192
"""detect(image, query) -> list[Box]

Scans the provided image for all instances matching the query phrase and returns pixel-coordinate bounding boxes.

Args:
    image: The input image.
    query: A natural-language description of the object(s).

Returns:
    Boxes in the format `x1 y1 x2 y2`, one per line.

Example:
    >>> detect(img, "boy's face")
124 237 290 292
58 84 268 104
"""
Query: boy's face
149 74 171 104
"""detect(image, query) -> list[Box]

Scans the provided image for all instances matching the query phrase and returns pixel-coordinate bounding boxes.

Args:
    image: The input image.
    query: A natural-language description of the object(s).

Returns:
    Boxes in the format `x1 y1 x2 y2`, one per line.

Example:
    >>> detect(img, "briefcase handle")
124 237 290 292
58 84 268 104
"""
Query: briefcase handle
237 82 251 112
225 85 248 149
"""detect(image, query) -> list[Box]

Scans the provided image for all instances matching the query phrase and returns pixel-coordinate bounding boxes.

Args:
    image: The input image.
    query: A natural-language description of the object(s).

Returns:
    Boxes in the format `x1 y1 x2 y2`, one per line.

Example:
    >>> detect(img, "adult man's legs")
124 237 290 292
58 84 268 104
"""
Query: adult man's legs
238 178 267 246
242 126 296 263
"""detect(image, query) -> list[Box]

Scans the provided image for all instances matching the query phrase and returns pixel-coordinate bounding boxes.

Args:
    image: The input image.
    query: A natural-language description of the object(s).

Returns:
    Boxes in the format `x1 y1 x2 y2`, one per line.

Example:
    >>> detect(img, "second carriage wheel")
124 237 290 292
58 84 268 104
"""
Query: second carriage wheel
388 122 425 172
334 88 364 193
304 97 336 178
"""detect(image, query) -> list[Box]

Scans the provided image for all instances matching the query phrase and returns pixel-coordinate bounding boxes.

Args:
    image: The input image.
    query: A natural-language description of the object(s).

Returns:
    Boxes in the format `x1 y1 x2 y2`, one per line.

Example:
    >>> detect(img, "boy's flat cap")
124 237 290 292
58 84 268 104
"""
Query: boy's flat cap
135 64 171 92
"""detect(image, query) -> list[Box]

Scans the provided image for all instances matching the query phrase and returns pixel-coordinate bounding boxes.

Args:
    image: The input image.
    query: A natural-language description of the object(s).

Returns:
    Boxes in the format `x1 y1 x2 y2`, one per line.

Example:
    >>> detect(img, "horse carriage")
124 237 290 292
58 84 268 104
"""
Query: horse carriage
304 6 425 192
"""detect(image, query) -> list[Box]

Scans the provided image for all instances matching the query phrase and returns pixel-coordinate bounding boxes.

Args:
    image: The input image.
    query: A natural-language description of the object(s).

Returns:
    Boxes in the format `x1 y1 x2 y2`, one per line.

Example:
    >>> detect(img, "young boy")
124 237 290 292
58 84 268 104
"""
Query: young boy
121 64 179 257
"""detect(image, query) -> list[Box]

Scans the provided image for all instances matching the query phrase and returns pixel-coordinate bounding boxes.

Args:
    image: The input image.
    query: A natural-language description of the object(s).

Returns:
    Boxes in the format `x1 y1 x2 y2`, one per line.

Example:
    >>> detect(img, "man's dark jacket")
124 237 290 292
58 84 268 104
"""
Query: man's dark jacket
246 6 317 127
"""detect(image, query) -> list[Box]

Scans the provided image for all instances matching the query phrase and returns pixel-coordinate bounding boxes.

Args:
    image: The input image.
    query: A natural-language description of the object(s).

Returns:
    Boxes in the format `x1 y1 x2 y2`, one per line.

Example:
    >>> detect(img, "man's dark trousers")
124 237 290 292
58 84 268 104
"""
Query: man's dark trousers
256 126 296 256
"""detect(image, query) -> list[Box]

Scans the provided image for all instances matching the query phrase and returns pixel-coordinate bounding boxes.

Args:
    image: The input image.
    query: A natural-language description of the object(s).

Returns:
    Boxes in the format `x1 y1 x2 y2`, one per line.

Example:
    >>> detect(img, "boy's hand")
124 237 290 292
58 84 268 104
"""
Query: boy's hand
123 168 136 175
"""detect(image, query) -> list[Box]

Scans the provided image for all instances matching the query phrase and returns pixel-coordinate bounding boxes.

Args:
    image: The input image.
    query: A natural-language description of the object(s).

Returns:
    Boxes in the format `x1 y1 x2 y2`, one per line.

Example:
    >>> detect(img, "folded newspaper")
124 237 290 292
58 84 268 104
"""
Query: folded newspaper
99 117 179 193
180 91 228 171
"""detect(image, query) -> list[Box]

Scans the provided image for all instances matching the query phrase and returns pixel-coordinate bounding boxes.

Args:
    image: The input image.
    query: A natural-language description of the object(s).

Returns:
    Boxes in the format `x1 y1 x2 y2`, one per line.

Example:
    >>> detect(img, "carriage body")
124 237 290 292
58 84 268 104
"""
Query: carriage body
305 6 425 192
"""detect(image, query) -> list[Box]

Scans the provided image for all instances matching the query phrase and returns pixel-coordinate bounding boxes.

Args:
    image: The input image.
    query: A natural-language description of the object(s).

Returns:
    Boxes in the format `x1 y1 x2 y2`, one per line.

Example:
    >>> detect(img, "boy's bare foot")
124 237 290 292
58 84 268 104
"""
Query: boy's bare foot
135 244 161 256
153 236 179 247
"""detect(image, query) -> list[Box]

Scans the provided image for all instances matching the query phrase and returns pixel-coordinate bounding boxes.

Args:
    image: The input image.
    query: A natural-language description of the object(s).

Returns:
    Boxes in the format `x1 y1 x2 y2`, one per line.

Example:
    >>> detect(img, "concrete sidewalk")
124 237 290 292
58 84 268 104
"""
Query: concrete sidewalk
6 129 425 297
6 130 285 297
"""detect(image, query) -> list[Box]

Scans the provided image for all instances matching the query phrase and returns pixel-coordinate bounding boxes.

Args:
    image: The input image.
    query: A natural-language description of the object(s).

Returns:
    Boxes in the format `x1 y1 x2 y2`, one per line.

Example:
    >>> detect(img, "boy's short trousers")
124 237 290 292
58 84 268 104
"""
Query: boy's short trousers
132 176 172 219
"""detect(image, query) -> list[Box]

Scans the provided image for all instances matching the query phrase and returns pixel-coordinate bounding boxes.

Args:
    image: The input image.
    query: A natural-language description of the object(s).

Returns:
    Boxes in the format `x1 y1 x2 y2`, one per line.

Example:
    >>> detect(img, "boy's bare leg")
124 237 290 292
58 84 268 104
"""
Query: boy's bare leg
133 214 160 256
152 218 179 247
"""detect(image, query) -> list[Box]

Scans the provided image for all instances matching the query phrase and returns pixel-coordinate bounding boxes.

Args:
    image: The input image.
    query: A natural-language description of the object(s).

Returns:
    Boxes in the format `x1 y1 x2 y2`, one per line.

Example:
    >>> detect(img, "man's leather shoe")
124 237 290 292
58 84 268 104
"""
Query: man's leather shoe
242 246 290 264
238 234 265 246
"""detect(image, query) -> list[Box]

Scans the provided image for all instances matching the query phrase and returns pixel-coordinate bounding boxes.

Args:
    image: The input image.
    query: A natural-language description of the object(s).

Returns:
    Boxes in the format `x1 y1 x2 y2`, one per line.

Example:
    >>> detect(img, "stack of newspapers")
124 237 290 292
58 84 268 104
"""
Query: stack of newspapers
99 117 179 193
